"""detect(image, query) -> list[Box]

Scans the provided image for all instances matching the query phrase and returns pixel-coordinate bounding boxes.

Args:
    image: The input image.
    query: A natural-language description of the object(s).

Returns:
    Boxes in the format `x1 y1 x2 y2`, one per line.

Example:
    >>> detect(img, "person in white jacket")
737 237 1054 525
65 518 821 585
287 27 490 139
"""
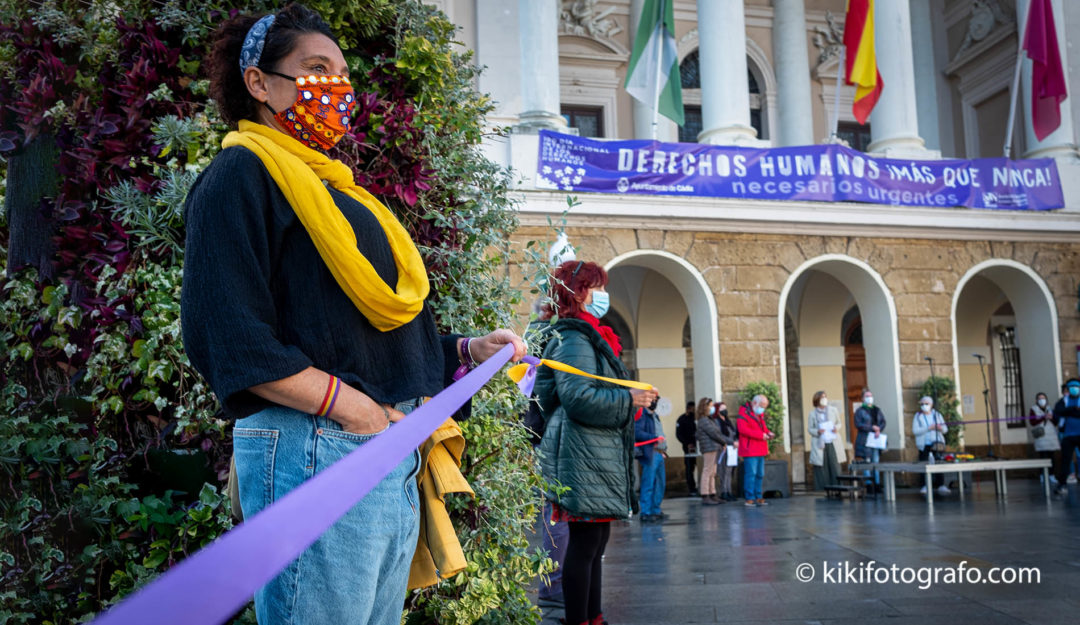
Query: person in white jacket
912 396 949 496
807 390 846 490
1028 392 1060 487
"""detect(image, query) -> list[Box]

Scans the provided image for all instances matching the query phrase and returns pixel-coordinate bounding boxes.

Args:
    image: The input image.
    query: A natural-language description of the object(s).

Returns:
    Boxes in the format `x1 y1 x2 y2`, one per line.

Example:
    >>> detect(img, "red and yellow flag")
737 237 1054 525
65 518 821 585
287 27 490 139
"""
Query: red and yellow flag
843 0 883 125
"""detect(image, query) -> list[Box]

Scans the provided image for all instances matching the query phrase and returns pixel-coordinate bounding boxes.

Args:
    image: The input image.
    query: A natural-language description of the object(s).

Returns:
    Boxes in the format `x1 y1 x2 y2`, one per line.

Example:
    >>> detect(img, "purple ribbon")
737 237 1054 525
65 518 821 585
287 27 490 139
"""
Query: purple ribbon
93 344 516 625
514 355 541 396
952 416 1045 426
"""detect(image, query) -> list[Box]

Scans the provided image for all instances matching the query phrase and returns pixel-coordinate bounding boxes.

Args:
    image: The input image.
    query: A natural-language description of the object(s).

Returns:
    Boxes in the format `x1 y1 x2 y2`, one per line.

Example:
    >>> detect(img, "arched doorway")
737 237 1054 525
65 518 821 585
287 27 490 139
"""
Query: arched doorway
605 250 721 417
951 260 1061 450
779 255 904 455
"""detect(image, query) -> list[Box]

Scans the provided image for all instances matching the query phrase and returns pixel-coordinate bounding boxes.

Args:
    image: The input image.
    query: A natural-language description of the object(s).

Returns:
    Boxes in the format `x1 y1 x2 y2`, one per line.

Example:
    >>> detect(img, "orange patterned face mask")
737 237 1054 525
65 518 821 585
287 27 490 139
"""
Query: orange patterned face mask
264 72 356 150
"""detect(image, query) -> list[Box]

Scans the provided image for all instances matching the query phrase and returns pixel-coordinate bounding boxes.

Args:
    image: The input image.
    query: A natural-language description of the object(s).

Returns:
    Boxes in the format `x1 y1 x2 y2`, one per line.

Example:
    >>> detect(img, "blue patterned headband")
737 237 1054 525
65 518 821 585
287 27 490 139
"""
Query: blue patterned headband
239 14 276 74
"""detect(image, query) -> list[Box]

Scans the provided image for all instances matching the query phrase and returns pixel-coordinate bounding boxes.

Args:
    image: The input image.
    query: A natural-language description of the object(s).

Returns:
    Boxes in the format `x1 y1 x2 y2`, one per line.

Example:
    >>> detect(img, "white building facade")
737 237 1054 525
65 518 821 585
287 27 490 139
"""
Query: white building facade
436 0 1080 485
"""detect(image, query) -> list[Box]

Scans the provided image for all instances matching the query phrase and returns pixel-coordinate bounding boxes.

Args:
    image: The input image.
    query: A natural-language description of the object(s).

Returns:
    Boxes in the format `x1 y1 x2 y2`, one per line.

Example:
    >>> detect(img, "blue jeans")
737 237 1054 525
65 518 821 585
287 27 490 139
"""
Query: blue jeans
638 452 665 515
233 404 422 625
863 447 881 485
538 499 569 599
743 456 765 501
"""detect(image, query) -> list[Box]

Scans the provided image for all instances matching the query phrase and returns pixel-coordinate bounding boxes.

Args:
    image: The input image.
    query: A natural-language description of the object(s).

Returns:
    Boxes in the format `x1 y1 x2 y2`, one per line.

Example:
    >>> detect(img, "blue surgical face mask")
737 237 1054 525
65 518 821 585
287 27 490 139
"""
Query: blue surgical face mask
1070 385 1080 398
584 290 609 318
752 405 765 416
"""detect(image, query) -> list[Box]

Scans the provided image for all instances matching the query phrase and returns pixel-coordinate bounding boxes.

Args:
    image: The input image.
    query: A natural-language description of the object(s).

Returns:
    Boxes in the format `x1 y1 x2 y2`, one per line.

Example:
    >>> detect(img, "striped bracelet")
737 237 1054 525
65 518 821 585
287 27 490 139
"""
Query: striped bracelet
317 375 341 417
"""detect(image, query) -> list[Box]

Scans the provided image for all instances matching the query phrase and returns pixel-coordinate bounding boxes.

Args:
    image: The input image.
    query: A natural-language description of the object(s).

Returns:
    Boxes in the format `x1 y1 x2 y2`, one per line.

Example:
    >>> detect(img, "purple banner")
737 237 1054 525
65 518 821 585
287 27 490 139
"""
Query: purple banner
536 130 1064 211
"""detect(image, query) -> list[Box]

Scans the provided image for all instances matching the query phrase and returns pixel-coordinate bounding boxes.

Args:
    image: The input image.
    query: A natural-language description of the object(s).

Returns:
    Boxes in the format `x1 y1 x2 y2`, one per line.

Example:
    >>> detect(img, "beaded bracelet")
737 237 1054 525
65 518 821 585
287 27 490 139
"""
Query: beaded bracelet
317 375 341 417
453 337 476 381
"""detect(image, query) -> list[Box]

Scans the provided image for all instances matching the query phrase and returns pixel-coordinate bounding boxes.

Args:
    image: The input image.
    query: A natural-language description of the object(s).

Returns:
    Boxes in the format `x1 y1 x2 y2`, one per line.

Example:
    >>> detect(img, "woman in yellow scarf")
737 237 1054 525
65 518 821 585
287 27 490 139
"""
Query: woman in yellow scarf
179 5 524 624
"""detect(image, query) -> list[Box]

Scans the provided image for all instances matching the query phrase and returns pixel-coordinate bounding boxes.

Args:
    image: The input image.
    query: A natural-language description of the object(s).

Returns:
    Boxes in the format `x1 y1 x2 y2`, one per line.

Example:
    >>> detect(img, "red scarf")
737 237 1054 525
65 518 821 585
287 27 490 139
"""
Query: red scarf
575 311 622 357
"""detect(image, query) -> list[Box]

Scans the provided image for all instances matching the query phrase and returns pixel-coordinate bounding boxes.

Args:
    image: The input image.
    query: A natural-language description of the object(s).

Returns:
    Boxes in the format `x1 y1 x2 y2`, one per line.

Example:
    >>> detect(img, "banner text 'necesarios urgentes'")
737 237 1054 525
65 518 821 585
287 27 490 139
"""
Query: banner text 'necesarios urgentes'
536 130 1064 211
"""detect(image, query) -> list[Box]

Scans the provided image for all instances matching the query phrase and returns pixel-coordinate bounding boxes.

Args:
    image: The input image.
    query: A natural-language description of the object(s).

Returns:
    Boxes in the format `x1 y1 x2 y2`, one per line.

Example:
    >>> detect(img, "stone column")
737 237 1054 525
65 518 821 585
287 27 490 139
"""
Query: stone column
516 0 567 131
867 0 935 157
772 0 814 146
1016 0 1079 161
1066 0 1080 149
908 0 943 152
696 0 756 144
630 0 652 139
476 0 521 128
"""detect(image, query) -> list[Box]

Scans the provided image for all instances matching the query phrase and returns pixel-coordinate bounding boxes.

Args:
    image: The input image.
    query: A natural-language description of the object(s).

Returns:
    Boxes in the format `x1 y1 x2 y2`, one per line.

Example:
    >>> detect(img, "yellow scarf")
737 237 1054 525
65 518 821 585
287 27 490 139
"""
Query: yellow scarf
222 120 429 331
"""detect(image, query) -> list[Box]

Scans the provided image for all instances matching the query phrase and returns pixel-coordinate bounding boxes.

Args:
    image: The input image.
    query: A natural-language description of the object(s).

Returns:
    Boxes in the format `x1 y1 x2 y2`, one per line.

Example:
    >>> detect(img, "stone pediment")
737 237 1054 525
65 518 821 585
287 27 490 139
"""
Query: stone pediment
559 33 629 62
558 0 629 59
944 22 1015 78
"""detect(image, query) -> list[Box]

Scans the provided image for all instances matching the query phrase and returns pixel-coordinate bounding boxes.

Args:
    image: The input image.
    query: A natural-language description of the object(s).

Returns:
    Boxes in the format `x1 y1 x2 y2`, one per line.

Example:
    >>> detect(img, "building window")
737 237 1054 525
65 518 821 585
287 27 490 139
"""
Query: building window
680 49 700 89
837 121 872 152
747 68 763 139
561 106 604 138
680 105 702 143
997 326 1025 428
678 50 766 142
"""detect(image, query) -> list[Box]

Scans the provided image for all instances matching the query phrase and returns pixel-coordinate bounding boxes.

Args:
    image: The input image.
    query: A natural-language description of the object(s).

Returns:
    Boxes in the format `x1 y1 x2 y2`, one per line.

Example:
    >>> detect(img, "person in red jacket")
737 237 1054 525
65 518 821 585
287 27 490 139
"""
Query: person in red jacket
738 395 776 507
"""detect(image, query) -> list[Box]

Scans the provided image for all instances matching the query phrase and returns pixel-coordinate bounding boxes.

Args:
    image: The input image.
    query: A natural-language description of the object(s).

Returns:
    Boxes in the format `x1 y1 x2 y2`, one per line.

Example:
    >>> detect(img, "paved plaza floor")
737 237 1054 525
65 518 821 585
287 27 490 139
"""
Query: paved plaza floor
535 480 1080 624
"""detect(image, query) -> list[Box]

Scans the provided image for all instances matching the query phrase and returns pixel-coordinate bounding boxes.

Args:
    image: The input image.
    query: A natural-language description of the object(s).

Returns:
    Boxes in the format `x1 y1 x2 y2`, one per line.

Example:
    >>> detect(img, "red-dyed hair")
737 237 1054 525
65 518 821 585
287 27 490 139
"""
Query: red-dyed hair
541 260 608 320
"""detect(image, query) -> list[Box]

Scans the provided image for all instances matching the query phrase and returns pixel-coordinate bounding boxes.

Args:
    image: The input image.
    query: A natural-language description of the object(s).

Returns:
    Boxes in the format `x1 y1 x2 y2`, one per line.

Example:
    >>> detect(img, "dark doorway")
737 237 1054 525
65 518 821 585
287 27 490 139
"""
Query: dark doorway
842 309 865 444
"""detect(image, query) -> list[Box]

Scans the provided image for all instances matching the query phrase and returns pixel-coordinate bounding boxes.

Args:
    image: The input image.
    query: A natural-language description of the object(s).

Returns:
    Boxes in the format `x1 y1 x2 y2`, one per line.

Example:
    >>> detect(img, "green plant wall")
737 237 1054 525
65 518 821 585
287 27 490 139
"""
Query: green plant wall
0 1 550 623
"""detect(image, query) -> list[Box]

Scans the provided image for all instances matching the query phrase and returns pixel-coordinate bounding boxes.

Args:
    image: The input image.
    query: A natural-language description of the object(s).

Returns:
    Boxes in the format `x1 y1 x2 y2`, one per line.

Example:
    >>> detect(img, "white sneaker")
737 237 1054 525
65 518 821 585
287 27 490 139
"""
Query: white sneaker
920 486 927 495
937 486 951 495
1069 475 1078 484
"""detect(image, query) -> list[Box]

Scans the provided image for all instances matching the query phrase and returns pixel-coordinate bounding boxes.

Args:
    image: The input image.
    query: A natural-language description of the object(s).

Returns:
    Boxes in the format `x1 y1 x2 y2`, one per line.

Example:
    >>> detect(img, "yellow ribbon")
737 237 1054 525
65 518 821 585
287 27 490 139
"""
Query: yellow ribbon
507 358 654 390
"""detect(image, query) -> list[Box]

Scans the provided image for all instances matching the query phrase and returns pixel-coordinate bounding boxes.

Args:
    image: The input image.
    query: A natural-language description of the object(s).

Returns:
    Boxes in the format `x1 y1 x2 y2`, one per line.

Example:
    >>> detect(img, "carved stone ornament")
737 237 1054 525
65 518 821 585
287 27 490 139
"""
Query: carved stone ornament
812 10 844 73
953 0 1016 61
679 27 698 48
559 0 623 40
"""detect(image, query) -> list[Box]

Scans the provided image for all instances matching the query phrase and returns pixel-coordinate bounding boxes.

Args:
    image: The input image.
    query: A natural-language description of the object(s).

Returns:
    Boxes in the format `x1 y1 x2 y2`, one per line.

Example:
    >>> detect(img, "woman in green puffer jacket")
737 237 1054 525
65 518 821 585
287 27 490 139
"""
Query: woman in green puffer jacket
535 260 658 625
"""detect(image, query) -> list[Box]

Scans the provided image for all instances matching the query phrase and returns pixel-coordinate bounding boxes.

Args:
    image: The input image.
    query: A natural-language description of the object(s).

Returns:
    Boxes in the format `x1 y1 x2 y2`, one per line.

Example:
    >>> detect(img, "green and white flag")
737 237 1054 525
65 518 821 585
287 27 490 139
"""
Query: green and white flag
624 0 684 127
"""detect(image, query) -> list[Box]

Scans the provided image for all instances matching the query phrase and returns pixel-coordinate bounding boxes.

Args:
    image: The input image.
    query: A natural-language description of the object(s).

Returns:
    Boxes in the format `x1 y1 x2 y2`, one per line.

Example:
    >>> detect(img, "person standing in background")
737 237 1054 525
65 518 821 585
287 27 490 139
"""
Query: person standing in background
675 401 698 496
1053 379 1080 496
714 402 739 502
854 389 887 493
807 391 845 491
912 396 950 496
1028 392 1060 488
535 260 659 625
635 399 668 523
738 395 775 507
695 397 724 505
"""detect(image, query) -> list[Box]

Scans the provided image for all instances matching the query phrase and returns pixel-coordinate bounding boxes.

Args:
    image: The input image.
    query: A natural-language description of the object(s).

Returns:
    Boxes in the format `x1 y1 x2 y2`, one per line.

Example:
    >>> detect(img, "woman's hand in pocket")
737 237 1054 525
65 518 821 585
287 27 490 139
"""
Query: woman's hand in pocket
338 402 403 435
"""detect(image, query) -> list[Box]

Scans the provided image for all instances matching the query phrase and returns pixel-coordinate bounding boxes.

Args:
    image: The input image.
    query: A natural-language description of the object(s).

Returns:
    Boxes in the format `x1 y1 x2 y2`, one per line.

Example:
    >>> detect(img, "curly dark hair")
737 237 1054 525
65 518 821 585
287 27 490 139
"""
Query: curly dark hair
207 3 336 126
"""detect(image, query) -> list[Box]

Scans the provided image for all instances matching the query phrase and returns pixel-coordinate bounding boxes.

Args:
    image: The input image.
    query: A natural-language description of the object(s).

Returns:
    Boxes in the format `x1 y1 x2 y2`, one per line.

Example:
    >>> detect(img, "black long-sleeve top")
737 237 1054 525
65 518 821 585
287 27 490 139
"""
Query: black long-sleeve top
181 146 461 419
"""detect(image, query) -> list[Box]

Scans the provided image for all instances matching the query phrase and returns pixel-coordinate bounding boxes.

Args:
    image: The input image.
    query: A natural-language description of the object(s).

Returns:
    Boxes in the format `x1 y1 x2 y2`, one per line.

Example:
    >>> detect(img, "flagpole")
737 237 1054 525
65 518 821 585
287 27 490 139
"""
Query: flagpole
1003 43 1024 158
651 0 664 141
829 47 846 141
